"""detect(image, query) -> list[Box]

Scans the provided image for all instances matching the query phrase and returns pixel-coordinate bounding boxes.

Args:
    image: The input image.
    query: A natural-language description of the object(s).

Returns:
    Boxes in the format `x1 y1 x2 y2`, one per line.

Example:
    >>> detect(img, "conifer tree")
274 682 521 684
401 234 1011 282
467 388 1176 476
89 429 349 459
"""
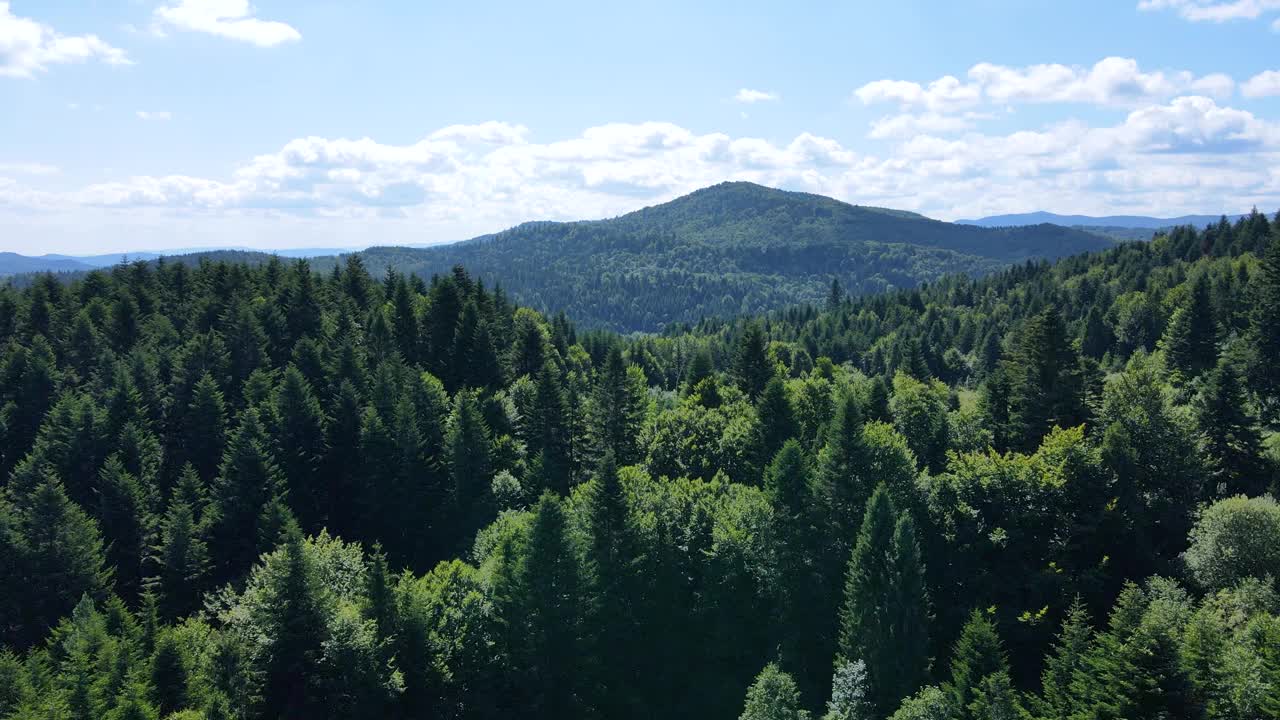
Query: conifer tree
95 455 150 601
207 408 287 584
271 367 328 531
1079 305 1112 360
256 520 325 719
1197 358 1271 496
527 365 572 494
180 373 227 484
588 347 647 466
946 610 1009 720
1003 307 1085 451
156 466 209 620
1034 598 1091 720
1249 231 1280 411
148 631 188 716
446 390 494 551
735 323 773 399
839 484 928 717
759 376 798 467
1160 275 1218 378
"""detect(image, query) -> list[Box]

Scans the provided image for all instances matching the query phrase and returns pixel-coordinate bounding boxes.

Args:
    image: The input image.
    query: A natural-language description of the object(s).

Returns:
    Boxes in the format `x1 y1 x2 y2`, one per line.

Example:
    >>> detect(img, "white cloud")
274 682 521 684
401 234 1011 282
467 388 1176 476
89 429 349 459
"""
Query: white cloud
0 103 1258 227
855 75 981 113
0 1 131 78
734 88 779 103
153 0 300 47
868 112 988 139
858 57 1235 114
1243 70 1280 97
136 110 173 121
1138 0 1280 23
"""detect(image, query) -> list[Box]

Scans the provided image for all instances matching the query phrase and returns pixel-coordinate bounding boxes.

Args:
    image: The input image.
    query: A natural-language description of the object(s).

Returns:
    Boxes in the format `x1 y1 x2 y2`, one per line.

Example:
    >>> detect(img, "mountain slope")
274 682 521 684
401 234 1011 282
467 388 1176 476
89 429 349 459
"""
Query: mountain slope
332 182 1111 332
0 253 96 276
959 210 1245 229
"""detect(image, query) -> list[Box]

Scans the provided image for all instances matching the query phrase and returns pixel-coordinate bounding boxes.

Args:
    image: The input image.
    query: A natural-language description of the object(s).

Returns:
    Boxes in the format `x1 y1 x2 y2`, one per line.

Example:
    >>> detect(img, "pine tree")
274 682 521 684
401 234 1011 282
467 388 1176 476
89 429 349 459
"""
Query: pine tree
1079 306 1111 360
583 451 640 718
1034 598 1091 720
156 468 209 620
1160 275 1218 378
759 376 798 468
505 493 590 719
256 520 325 719
1003 307 1085 452
94 456 150 601
324 380 364 539
735 322 774 399
1249 230 1280 413
684 346 715 393
271 367 328 531
207 408 287 584
446 390 494 551
180 373 227 484
527 365 572 495
148 631 188 716
2 478 111 648
946 610 1009 720
1197 358 1271 496
839 485 927 717
588 347 646 466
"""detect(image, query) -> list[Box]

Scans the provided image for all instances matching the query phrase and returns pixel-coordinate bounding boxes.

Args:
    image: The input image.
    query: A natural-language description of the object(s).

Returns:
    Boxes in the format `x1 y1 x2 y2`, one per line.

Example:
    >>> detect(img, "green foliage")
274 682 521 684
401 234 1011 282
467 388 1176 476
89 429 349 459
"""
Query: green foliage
1185 495 1280 593
740 663 811 720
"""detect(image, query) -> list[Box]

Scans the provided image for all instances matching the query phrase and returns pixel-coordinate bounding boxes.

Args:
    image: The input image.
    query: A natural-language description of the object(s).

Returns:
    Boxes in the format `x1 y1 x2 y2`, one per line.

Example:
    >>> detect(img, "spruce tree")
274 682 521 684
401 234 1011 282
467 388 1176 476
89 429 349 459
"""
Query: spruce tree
1079 306 1112 360
446 390 494 551
588 347 646 466
1197 358 1270 496
838 484 927 717
946 610 1009 720
256 520 325 719
1249 231 1280 412
156 467 209 620
1034 598 1091 720
94 456 150 601
735 322 774 399
271 367 328 531
758 376 798 468
207 408 287 584
527 365 572 494
1003 307 1085 451
180 373 227 484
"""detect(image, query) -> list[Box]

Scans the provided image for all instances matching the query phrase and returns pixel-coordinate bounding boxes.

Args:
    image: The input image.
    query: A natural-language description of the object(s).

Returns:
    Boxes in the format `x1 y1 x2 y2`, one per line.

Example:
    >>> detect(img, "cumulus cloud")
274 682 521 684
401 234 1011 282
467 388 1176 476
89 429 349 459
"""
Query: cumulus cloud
0 1 131 78
153 0 301 47
859 57 1236 114
0 105 1250 235
734 88 779 103
136 110 173 121
1243 70 1280 97
1138 0 1280 24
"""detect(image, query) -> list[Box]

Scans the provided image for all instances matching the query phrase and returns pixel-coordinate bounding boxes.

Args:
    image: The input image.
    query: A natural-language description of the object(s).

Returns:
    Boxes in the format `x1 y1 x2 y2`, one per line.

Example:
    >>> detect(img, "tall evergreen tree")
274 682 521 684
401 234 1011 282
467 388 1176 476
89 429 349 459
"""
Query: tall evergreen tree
446 390 494 551
735 323 774 399
256 520 325 719
1002 307 1086 451
94 456 150 601
207 408 288 584
1160 275 1218 379
838 484 928 718
587 347 647 466
1249 230 1280 413
1196 358 1271 496
758 376 798 468
946 610 1009 720
179 373 227 485
271 367 328 531
740 663 811 720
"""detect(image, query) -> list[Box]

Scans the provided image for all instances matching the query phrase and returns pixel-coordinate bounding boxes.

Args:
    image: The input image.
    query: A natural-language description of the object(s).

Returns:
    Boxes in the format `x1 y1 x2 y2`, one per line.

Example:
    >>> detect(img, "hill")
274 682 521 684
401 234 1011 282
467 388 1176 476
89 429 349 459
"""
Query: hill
0 252 97 276
325 182 1112 332
959 210 1246 229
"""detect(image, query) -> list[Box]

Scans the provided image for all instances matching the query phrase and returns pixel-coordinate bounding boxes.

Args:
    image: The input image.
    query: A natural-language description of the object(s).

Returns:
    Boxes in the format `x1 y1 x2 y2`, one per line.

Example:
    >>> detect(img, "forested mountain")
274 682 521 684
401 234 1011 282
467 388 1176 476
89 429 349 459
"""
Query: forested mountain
317 182 1111 332
0 208 1279 720
0 253 97 276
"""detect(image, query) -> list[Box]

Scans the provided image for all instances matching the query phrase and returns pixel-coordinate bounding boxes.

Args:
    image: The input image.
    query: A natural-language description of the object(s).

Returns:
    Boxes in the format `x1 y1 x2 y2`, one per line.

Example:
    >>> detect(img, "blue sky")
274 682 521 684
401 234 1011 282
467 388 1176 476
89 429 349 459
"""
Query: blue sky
2 0 1280 253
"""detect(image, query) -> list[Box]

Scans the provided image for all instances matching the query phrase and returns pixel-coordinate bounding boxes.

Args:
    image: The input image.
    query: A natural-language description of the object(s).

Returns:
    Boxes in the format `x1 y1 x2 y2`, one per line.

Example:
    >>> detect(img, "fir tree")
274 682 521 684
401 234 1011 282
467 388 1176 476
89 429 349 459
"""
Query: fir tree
1197 358 1270 496
207 408 287 584
759 376 799 468
735 322 774 399
946 610 1009 720
740 663 811 720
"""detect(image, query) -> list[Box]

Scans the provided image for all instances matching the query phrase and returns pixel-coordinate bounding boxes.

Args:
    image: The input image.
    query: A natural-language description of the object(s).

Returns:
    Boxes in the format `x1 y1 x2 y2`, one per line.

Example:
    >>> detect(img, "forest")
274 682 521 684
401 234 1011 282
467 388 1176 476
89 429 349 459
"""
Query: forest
0 207 1278 719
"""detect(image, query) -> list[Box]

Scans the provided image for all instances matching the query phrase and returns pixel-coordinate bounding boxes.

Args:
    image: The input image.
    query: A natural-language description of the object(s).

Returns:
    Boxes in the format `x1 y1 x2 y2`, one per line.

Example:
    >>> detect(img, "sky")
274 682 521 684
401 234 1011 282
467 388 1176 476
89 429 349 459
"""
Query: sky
2 0 1280 254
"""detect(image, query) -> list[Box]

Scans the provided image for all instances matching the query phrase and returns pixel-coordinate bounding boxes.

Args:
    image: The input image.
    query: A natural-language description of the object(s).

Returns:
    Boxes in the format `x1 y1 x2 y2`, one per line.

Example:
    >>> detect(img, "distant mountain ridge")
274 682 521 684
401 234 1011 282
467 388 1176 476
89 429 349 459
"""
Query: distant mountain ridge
959 210 1247 229
0 247 356 276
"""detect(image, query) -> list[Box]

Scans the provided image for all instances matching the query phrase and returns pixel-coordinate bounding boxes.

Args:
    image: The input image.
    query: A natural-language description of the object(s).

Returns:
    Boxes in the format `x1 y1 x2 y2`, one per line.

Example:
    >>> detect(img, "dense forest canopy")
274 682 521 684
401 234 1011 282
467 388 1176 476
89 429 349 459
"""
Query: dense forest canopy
0 207 1278 719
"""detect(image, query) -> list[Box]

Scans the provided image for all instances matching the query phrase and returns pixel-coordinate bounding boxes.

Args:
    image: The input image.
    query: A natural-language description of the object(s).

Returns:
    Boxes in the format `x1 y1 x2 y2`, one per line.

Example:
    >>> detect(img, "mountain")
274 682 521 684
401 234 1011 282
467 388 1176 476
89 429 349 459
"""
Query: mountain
324 182 1112 332
959 210 1246 229
0 253 97 276
0 248 351 276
